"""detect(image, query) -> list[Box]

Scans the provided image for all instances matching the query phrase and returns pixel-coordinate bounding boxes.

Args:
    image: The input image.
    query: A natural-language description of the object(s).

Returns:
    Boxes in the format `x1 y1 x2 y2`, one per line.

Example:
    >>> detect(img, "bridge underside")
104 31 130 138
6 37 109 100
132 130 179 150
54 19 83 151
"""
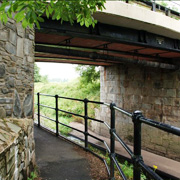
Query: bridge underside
34 17 180 162
35 18 180 69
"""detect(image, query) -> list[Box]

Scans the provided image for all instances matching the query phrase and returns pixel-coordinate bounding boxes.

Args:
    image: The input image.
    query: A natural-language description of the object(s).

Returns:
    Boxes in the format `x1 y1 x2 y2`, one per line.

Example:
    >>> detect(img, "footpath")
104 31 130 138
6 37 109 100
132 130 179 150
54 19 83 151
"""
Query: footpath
70 122 180 179
34 126 92 180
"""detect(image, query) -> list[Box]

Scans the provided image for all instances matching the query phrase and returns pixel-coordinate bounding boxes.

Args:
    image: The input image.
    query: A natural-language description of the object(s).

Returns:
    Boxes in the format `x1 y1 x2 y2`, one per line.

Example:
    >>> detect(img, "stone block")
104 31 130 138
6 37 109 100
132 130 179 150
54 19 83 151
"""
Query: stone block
0 98 13 104
27 56 34 63
29 34 34 40
154 145 167 154
6 76 15 88
142 103 151 110
0 107 6 119
163 97 174 106
16 37 24 58
0 167 6 178
6 21 16 31
0 20 4 29
177 90 180 98
6 146 15 163
167 89 176 98
1 88 10 94
0 64 5 78
1 31 8 41
24 39 33 55
9 30 17 46
6 110 12 116
13 90 22 118
7 163 15 179
17 23 24 37
16 80 22 86
7 67 16 74
6 122 21 134
5 42 16 55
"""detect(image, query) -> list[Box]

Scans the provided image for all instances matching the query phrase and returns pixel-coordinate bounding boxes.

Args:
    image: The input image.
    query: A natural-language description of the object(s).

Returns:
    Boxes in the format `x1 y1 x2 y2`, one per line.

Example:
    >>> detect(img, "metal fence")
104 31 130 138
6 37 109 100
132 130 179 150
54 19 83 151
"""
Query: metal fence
34 93 180 180
123 0 180 17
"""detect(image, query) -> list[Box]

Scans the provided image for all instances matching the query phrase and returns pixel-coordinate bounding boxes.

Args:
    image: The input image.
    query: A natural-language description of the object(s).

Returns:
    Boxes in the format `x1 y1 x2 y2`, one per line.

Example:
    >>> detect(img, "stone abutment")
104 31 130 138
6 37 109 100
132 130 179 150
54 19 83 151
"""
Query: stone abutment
0 18 35 179
98 65 180 161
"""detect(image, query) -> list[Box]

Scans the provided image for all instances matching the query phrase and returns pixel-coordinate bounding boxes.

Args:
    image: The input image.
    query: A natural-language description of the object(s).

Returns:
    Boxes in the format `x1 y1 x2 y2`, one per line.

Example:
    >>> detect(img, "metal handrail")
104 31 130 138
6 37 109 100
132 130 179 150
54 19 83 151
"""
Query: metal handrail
123 0 180 18
34 92 180 180
139 116 180 136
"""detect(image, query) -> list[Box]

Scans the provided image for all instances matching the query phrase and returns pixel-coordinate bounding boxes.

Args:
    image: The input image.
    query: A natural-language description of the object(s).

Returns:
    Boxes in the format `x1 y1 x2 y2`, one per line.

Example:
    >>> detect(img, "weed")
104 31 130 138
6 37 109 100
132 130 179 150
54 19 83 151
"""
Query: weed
28 172 37 180
88 145 147 180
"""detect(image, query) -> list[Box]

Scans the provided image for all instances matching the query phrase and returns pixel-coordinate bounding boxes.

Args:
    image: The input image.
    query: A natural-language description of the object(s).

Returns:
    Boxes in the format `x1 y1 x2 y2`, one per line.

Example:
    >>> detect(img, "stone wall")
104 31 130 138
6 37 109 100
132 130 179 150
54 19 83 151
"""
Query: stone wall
98 65 180 161
0 18 35 179
0 118 35 180
0 18 34 119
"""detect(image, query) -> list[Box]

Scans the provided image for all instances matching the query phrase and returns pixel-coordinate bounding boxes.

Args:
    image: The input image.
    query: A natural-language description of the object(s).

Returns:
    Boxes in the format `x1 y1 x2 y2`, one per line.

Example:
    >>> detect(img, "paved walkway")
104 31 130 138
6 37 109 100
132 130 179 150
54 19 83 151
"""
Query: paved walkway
34 126 92 180
34 123 180 180
70 122 180 179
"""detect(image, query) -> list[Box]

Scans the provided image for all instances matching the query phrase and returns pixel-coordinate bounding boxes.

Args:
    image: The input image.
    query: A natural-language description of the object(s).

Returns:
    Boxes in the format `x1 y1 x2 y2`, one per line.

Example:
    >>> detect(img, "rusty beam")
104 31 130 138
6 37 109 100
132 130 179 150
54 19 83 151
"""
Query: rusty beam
35 44 179 70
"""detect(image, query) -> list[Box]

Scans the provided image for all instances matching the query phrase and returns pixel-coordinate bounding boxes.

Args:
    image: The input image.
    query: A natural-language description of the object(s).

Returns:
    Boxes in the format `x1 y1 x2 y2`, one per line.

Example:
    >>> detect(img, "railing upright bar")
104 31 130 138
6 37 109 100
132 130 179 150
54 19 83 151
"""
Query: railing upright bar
55 95 59 136
37 93 40 127
151 1 156 12
110 103 116 180
84 98 88 150
132 111 143 180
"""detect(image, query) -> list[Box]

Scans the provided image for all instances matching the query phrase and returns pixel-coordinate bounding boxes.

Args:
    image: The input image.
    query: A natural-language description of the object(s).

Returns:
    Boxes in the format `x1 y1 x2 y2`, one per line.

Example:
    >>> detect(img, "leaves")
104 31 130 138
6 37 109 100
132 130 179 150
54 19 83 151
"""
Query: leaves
76 65 100 85
0 0 106 29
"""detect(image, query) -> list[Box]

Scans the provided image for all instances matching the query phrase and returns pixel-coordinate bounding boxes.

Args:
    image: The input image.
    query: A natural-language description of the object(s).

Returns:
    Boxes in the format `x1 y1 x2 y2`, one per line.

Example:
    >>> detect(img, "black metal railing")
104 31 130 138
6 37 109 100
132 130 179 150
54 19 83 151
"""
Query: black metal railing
123 0 180 18
34 92 180 180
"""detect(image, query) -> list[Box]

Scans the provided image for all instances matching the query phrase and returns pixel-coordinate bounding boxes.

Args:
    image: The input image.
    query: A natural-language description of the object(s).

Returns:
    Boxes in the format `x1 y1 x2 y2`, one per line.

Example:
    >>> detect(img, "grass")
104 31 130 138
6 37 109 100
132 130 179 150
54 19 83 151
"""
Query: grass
34 79 100 135
88 145 147 180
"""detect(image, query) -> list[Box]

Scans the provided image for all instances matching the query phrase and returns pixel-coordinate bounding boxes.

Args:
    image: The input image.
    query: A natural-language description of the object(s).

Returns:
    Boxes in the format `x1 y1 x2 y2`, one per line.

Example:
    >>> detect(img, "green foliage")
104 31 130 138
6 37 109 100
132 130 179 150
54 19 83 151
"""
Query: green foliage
34 63 48 83
34 64 41 82
88 146 147 180
34 79 100 134
76 65 100 85
28 172 37 180
0 0 106 28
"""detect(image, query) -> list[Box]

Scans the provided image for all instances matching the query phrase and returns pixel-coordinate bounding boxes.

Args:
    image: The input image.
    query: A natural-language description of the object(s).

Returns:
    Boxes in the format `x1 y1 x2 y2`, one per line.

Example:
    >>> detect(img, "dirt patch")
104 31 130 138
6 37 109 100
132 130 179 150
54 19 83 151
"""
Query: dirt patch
74 146 109 180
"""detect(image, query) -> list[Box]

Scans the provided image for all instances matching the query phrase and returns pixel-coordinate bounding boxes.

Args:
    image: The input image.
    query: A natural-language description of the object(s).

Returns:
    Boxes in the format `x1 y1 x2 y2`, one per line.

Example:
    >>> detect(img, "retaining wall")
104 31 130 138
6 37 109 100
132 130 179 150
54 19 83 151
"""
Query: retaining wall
0 18 35 179
0 118 35 180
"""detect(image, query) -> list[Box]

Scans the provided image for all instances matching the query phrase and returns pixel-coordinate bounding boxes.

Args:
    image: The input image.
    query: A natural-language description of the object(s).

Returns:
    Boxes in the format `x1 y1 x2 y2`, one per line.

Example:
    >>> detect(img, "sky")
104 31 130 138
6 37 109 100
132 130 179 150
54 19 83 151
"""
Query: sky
36 62 79 81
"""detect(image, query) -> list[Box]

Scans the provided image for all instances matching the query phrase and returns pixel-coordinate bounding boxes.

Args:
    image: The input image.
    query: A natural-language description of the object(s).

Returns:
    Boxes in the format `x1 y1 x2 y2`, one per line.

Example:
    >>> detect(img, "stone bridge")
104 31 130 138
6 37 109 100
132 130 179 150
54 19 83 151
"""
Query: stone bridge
0 1 180 179
35 1 180 161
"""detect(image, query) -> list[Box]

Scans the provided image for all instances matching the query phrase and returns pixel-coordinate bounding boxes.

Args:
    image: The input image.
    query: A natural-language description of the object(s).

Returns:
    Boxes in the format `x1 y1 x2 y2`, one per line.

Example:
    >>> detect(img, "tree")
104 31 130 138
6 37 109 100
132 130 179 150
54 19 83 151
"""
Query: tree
34 63 48 82
34 63 41 82
76 65 100 84
0 0 105 29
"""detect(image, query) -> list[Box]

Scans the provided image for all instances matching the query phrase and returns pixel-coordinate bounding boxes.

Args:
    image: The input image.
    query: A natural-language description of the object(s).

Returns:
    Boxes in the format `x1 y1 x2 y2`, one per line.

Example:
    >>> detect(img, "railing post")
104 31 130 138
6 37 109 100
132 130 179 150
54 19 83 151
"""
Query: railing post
37 93 40 127
132 110 143 180
110 103 116 180
84 98 88 150
55 95 59 136
151 1 156 12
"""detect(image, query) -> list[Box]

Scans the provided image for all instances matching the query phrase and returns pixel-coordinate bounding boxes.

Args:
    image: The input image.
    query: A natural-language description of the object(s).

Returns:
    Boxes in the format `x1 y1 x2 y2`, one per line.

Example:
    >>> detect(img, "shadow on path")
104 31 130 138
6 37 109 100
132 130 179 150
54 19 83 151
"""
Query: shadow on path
34 126 92 180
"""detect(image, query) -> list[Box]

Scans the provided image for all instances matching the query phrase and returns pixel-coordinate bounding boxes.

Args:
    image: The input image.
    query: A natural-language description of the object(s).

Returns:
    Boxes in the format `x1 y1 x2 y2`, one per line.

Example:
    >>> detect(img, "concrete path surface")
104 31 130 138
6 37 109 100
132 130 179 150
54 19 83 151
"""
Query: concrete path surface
34 126 92 180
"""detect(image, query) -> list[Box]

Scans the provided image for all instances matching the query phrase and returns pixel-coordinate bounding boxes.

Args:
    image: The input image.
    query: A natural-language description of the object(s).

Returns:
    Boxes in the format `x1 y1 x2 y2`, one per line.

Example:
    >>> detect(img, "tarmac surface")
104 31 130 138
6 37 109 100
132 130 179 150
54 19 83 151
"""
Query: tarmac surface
34 126 92 180
34 123 180 180
69 122 180 180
